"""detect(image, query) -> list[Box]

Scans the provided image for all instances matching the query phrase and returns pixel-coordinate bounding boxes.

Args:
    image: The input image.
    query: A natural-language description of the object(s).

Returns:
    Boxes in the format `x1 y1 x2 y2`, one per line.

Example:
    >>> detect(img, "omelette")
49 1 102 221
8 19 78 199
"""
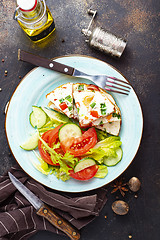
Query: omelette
46 83 74 118
46 83 121 136
73 83 115 127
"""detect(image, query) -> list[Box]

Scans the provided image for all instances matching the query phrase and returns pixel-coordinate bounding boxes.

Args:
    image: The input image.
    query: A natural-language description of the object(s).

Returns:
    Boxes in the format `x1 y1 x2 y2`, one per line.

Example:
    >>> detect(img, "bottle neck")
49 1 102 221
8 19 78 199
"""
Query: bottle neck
19 0 42 20
14 0 47 26
19 0 37 12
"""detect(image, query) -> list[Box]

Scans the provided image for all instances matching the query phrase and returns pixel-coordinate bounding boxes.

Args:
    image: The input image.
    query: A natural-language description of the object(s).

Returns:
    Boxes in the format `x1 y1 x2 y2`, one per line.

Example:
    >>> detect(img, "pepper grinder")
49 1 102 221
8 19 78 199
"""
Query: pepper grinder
82 9 127 58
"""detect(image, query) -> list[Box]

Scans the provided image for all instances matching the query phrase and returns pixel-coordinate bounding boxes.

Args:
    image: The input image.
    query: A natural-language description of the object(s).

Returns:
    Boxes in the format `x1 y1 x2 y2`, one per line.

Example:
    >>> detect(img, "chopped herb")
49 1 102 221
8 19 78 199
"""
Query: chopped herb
68 106 73 111
90 102 96 108
100 103 106 109
59 98 64 103
77 108 80 113
101 109 106 115
99 120 103 125
112 113 121 119
65 95 72 103
78 84 84 90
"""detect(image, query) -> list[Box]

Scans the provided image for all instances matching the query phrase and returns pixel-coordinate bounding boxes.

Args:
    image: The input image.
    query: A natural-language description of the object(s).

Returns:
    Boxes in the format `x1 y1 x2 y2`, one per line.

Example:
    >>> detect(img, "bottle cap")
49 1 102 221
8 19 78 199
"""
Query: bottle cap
17 0 37 12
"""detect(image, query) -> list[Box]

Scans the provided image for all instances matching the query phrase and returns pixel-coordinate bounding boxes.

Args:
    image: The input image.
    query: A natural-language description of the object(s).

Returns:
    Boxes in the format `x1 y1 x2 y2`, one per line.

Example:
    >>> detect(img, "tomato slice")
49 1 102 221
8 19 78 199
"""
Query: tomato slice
38 125 63 165
90 110 99 118
59 102 68 110
69 165 99 180
87 84 100 91
60 127 97 156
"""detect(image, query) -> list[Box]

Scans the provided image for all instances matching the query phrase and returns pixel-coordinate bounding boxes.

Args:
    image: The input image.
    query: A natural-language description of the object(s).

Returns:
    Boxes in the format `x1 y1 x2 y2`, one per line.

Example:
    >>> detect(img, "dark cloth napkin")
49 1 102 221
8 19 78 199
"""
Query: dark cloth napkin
0 165 107 240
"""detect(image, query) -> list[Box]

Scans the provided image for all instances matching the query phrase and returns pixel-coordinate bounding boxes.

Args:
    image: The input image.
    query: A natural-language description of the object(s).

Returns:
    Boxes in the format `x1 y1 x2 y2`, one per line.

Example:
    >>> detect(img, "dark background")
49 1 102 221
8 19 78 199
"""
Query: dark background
0 0 160 239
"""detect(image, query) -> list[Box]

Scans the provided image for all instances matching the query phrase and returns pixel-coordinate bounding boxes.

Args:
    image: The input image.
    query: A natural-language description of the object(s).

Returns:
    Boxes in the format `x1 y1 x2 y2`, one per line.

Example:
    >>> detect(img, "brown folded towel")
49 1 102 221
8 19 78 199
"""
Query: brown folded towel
0 164 107 240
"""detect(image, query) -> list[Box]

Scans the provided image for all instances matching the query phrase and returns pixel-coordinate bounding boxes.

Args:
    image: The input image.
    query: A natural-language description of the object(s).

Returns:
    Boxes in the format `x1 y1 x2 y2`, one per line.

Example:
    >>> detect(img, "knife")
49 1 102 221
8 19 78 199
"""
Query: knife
8 172 80 240
18 49 85 78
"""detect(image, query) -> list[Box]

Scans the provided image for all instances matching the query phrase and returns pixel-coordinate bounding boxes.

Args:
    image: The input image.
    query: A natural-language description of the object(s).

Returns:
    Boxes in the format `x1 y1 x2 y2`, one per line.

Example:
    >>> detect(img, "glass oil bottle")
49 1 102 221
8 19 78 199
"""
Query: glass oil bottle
13 0 55 42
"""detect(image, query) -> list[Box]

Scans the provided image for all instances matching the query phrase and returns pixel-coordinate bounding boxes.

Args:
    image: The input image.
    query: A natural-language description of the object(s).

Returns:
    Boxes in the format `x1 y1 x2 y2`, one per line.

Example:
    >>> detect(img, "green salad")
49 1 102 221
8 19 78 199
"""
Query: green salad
20 106 123 181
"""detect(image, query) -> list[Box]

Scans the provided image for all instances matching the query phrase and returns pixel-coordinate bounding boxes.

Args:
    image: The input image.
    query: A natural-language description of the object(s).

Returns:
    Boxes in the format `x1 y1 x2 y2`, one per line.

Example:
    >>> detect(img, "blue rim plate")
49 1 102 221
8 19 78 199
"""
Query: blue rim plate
5 55 143 192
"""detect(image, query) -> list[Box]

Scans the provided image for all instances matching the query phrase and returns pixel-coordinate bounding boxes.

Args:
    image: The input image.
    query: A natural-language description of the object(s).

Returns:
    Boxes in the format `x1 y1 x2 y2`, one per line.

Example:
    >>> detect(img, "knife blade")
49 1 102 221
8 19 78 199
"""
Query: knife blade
8 172 80 240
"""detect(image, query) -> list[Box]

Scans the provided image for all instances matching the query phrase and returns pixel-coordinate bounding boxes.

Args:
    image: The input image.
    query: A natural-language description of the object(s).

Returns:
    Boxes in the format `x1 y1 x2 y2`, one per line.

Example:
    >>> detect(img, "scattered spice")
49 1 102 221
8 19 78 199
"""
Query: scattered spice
2 59 4 62
111 178 128 197
104 215 107 219
61 38 65 43
128 177 141 192
19 76 22 79
4 70 8 77
125 8 150 32
112 200 129 215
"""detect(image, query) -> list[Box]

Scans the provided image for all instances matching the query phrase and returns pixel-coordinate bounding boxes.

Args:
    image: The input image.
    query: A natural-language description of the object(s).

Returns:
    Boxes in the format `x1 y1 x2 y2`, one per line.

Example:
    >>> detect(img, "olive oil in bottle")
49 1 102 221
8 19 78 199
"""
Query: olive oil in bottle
14 0 55 42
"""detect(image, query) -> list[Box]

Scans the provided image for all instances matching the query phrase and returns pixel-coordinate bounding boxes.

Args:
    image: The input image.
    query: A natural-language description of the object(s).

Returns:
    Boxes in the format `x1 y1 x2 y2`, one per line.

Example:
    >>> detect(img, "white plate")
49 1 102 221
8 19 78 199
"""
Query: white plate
5 55 143 192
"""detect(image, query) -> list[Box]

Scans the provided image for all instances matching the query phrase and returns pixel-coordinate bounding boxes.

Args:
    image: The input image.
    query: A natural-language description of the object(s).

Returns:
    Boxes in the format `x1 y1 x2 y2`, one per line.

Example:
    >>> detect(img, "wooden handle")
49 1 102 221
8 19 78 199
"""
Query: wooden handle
37 204 80 240
18 49 74 76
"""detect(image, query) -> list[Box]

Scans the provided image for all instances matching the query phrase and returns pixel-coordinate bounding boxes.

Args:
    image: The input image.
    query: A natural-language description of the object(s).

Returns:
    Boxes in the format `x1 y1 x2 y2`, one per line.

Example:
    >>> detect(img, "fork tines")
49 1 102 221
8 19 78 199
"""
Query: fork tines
105 76 131 95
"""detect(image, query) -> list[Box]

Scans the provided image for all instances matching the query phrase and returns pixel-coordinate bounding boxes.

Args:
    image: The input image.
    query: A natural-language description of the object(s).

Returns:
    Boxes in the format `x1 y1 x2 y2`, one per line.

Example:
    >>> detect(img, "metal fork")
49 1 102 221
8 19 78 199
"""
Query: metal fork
18 49 131 95
72 69 131 95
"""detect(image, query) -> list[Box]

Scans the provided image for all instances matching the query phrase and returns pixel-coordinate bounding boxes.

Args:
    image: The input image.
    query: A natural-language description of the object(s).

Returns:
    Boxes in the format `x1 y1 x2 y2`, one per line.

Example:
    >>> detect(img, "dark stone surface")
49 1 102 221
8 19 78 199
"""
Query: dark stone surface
0 0 160 239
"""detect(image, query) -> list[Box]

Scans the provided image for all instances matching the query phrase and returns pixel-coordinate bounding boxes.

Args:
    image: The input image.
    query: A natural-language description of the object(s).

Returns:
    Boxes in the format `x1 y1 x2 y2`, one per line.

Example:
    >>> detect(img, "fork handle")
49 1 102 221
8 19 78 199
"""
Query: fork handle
18 49 75 76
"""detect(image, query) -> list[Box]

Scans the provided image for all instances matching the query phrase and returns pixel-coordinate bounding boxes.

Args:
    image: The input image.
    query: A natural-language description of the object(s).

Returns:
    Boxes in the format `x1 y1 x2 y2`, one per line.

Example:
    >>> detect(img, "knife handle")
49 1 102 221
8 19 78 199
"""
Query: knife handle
18 49 74 76
37 204 80 240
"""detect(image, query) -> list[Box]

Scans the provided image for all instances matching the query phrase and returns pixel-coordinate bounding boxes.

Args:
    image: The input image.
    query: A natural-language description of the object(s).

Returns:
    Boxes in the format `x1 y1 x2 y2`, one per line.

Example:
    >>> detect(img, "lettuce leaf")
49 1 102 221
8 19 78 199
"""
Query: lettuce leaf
38 120 62 134
84 148 116 163
51 167 71 181
95 128 108 141
38 136 78 180
31 151 53 175
93 136 121 149
84 136 122 164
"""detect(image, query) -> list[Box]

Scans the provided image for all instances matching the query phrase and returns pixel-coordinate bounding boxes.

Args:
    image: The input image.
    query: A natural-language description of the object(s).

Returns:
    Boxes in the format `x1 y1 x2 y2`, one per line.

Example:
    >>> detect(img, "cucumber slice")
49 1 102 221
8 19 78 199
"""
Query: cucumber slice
74 158 96 173
103 147 122 166
59 123 82 142
20 131 39 150
41 107 70 123
29 106 47 128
